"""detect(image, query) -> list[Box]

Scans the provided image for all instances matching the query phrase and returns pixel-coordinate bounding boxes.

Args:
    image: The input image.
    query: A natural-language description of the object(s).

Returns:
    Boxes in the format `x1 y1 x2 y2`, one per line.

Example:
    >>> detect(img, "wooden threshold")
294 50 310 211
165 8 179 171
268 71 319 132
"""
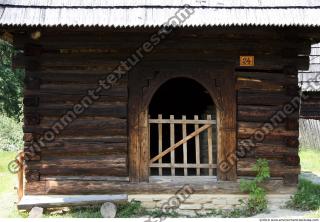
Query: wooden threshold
18 194 128 210
25 178 296 195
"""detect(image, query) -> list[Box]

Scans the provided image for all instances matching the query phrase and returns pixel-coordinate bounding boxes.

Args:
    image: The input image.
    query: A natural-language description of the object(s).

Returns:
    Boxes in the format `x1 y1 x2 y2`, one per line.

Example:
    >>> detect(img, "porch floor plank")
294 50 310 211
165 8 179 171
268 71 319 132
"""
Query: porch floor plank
18 194 128 210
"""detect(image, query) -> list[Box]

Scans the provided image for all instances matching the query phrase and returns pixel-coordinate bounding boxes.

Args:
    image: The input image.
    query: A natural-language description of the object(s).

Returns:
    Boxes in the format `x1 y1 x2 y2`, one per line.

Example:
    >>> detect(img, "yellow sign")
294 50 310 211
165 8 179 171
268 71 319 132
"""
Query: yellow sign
240 56 255 67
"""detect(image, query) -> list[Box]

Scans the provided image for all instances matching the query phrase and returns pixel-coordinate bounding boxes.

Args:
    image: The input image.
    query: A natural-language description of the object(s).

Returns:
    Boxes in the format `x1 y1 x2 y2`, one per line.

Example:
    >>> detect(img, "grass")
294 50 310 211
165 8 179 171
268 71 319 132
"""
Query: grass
116 200 147 218
0 151 26 217
45 206 102 218
286 179 320 211
299 148 320 175
0 151 16 194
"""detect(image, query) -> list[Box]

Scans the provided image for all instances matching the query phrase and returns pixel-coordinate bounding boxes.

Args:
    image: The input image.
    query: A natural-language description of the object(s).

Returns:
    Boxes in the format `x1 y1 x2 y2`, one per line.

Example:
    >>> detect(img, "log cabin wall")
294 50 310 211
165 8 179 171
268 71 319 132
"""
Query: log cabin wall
13 28 311 194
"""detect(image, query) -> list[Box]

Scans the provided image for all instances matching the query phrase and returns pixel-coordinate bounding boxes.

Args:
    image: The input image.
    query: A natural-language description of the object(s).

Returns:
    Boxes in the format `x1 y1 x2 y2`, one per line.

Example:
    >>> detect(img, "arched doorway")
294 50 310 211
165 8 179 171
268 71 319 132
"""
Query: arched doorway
148 78 217 176
128 64 237 182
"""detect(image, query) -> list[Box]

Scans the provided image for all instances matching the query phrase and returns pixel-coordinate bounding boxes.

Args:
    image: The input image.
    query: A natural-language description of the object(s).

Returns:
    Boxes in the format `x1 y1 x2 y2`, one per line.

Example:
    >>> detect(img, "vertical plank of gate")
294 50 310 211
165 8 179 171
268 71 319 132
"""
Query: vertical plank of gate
207 115 213 176
158 114 163 176
182 115 188 176
194 115 200 176
170 115 175 176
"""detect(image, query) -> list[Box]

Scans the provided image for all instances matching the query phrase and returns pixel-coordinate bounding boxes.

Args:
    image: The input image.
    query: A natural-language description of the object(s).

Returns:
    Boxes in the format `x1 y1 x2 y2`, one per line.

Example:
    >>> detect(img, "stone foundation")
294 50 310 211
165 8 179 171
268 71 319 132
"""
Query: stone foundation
128 194 294 216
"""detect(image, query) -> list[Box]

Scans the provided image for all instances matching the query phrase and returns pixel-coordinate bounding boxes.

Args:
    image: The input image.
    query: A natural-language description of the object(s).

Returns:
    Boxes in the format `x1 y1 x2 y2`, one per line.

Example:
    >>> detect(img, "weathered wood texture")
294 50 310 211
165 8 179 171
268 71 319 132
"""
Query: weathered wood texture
24 176 296 195
300 92 320 120
18 194 128 210
19 31 130 185
15 28 311 194
236 65 304 184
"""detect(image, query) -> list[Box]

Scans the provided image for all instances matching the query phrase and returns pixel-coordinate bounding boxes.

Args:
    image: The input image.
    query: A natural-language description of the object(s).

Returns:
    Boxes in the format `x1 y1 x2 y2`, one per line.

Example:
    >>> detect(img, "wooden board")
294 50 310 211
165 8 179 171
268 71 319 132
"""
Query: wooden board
18 194 128 210
24 178 296 195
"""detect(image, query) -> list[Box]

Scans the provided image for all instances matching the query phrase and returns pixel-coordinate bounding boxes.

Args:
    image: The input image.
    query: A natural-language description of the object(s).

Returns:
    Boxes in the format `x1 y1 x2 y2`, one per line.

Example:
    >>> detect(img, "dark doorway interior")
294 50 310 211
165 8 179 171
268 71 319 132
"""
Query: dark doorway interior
149 78 217 176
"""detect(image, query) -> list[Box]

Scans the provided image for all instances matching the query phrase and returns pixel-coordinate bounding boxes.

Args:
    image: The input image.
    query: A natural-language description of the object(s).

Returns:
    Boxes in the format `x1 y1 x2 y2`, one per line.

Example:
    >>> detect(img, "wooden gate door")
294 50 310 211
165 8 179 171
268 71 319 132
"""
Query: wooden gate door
149 114 217 176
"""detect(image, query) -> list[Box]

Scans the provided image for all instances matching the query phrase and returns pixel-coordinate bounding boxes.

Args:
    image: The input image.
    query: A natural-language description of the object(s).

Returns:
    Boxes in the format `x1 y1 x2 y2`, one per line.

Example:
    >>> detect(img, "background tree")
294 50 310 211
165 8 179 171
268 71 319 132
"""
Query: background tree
0 40 24 121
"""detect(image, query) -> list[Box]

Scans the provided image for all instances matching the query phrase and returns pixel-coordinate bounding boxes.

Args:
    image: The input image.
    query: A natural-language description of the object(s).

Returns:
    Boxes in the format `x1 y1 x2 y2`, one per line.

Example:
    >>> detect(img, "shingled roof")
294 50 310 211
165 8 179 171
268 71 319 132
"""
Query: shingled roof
1 0 320 28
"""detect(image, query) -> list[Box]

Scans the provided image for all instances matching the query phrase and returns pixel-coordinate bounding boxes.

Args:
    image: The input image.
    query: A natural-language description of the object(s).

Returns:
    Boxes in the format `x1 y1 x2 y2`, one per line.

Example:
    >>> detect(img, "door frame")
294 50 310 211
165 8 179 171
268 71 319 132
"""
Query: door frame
128 62 237 182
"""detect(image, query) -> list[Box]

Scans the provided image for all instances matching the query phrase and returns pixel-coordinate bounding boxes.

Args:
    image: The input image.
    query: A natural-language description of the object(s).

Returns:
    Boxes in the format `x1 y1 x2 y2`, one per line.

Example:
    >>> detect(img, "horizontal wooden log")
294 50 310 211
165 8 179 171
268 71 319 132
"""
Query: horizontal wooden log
37 135 128 144
237 158 300 177
24 105 127 118
40 176 130 182
26 156 126 168
254 144 298 158
24 85 127 97
236 77 285 91
27 168 128 177
26 94 127 104
26 72 128 85
238 141 299 158
25 177 295 195
238 122 299 139
236 71 298 81
238 92 292 106
26 156 128 177
238 105 298 122
23 116 127 136
23 127 127 137
39 142 127 157
37 117 126 128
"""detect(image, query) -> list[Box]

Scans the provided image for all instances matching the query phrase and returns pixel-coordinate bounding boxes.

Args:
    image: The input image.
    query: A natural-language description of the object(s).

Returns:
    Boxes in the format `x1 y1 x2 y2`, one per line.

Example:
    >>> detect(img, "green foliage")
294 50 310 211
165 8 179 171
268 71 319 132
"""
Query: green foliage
116 200 147 218
196 207 249 218
116 200 180 218
238 158 270 216
286 179 320 211
0 115 23 151
45 206 102 218
146 208 180 218
0 40 24 120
